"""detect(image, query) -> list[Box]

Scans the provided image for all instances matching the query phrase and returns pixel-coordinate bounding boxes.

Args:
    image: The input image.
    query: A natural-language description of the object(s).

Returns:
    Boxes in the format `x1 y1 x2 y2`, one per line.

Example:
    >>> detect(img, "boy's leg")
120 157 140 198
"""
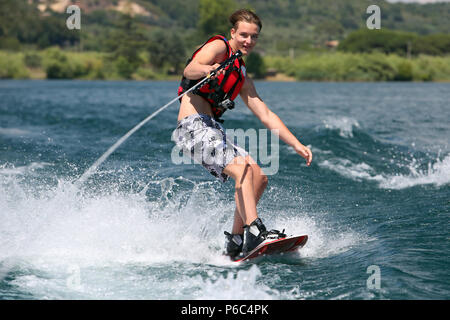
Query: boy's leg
223 157 258 226
224 156 268 232
231 159 268 234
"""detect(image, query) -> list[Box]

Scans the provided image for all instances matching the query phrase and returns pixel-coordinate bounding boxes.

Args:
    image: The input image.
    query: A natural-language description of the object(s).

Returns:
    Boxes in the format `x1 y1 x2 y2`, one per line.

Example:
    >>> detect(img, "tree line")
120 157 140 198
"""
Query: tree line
339 29 450 57
0 0 449 80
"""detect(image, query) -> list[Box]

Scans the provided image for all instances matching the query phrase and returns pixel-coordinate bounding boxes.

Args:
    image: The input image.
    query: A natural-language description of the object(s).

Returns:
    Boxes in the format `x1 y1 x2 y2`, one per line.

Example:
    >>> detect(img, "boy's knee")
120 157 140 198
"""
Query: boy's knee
261 174 268 188
251 164 268 189
234 163 253 188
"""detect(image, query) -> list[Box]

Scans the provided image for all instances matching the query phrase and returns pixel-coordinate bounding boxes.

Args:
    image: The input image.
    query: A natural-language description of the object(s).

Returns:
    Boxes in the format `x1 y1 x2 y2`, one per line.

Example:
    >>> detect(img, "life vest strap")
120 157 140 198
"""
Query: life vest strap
178 35 245 122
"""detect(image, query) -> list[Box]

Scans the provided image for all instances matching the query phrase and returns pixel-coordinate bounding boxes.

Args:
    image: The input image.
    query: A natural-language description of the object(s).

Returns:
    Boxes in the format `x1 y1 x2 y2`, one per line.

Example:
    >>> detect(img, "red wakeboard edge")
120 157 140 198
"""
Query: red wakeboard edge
233 234 308 263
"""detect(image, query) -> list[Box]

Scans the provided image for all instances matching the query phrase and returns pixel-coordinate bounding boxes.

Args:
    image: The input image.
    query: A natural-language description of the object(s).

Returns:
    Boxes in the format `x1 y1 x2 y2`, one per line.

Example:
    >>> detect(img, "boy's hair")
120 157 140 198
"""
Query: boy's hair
229 9 262 31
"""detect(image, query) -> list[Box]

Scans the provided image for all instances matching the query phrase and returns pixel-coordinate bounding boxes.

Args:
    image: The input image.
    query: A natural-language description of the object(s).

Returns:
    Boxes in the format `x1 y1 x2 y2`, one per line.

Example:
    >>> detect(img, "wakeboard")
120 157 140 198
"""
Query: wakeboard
233 234 308 263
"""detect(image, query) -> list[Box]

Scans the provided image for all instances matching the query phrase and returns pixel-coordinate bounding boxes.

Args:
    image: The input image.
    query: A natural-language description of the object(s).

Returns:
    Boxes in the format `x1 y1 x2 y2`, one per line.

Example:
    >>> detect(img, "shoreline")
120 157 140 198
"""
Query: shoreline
2 50 450 82
2 76 449 83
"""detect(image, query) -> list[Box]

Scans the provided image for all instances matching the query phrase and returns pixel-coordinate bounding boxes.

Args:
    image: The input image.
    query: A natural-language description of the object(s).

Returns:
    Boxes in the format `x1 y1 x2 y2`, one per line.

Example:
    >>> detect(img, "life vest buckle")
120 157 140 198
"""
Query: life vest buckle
218 99 235 111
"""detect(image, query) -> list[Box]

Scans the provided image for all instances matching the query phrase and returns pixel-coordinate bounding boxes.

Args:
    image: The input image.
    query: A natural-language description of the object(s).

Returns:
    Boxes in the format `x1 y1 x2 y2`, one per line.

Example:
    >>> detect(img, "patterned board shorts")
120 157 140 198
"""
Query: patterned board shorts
171 113 248 182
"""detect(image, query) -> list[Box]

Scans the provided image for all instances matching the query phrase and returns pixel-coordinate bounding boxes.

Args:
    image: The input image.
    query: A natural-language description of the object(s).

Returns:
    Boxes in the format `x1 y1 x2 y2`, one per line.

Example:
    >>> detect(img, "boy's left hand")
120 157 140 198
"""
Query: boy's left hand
295 144 312 166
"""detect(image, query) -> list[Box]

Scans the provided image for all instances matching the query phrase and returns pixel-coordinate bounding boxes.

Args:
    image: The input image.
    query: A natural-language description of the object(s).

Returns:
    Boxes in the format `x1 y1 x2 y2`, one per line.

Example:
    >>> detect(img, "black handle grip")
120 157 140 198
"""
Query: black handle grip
209 50 242 78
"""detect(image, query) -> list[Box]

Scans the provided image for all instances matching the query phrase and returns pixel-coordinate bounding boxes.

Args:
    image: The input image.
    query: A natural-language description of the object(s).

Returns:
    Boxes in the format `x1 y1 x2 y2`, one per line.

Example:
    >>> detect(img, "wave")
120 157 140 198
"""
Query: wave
195 265 280 300
0 162 52 176
379 154 450 189
0 127 32 137
319 154 450 189
321 116 361 138
313 115 450 189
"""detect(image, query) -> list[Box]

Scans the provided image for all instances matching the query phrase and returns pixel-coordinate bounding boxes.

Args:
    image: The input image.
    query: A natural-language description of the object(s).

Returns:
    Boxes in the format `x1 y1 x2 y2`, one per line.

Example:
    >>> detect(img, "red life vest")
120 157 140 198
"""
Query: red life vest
178 35 246 122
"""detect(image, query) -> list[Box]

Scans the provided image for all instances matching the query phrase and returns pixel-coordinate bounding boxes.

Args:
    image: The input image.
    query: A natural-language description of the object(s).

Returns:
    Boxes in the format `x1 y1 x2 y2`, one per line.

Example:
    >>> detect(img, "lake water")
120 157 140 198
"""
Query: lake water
0 80 449 299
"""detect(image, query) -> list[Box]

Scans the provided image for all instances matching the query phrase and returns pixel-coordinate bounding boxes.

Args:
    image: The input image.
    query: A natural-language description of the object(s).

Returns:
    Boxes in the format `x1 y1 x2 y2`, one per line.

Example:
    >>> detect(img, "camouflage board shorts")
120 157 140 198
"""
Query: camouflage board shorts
172 113 247 182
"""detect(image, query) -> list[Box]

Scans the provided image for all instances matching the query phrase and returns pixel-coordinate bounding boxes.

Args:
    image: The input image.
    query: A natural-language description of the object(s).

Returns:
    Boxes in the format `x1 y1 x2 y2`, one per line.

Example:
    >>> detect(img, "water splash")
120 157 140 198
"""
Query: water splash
196 265 279 300
0 162 364 299
322 117 361 138
319 154 450 189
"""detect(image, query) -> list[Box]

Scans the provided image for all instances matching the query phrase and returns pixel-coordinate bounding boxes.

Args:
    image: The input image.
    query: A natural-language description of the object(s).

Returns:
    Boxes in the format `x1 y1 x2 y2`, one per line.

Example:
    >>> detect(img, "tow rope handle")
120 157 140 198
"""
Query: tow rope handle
207 50 242 79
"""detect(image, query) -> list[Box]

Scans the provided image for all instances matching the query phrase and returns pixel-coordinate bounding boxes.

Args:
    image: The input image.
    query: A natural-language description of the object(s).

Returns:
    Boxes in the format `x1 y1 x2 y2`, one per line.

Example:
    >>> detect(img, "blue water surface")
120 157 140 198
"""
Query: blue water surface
0 80 449 299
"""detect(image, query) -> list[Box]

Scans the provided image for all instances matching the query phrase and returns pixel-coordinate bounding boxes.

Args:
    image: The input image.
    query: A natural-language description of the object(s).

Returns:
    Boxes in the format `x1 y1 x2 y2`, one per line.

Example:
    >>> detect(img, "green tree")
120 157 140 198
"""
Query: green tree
245 52 266 79
115 56 135 79
339 28 450 57
338 29 417 56
148 31 186 73
394 61 413 81
24 53 42 68
0 0 79 50
105 14 147 78
316 20 345 40
412 33 450 56
198 0 237 37
44 47 72 79
166 33 186 73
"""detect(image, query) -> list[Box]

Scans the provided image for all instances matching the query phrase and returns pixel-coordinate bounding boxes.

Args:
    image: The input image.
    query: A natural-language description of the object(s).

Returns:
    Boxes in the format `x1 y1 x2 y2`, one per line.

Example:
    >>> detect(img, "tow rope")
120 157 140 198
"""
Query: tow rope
76 50 242 185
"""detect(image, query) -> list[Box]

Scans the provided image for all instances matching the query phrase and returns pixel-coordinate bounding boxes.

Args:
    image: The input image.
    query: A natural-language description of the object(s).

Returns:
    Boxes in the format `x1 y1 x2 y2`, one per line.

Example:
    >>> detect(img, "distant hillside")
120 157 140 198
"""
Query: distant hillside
246 0 450 54
1 0 449 54
1 1 449 81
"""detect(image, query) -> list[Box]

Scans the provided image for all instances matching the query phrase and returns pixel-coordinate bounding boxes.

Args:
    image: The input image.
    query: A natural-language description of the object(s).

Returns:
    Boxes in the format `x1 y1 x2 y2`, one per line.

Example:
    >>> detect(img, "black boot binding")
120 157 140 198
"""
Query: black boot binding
223 231 243 259
242 218 286 256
